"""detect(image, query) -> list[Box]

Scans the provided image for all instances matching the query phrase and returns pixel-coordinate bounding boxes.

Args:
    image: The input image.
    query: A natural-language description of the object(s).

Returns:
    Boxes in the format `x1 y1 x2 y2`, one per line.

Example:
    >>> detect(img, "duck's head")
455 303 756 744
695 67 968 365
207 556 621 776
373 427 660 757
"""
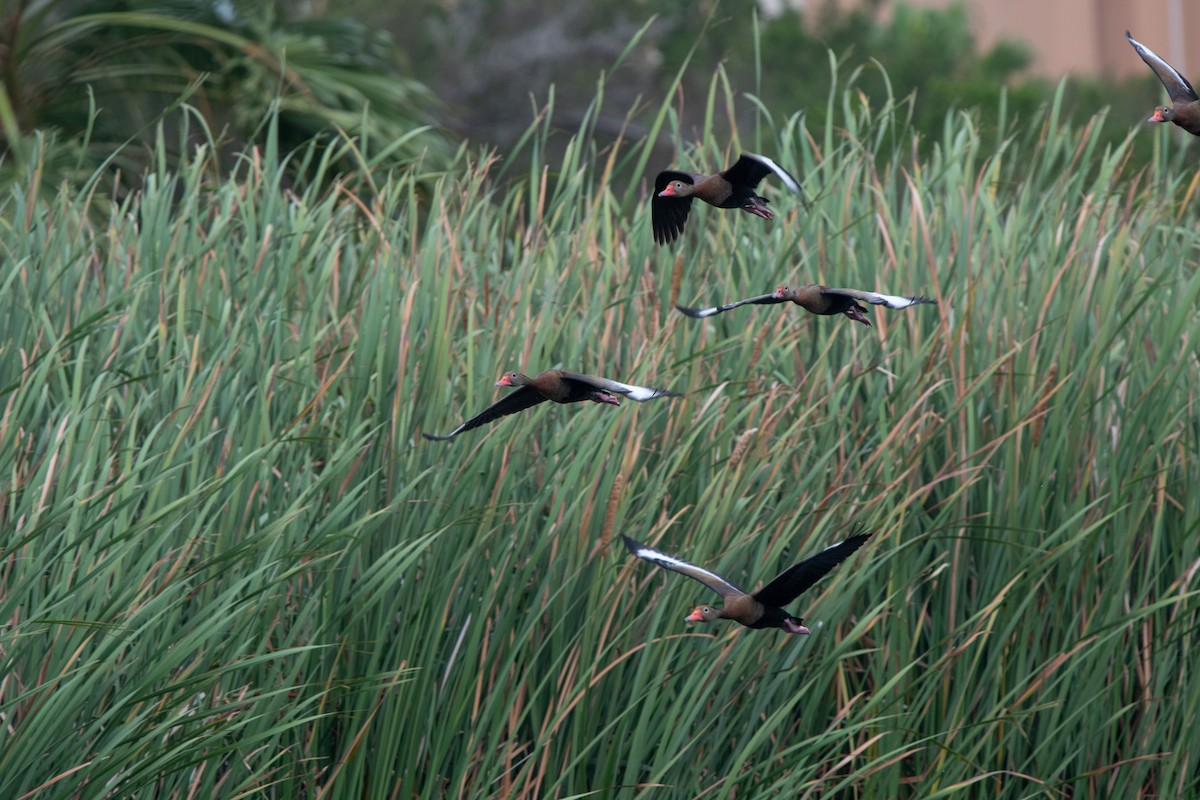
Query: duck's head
1150 105 1175 123
495 371 528 387
658 180 695 199
685 605 722 624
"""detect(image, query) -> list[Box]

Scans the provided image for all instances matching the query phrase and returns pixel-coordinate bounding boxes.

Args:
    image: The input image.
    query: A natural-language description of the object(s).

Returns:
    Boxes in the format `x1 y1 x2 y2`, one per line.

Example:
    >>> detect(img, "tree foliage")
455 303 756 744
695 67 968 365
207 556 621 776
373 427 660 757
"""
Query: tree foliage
0 0 449 186
385 0 1163 167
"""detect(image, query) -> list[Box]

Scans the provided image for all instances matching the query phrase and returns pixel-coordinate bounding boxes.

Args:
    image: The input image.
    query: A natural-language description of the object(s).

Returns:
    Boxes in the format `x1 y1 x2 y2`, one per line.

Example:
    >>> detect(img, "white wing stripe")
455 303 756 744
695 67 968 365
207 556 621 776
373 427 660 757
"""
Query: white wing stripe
747 153 802 195
633 544 741 594
1128 32 1198 100
871 292 920 309
601 379 662 401
1128 35 1188 89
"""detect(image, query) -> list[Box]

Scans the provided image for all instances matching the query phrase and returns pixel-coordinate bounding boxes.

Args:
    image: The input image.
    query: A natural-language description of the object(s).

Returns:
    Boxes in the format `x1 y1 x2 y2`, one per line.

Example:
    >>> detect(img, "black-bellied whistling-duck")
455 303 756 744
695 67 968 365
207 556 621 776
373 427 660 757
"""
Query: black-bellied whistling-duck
652 153 807 245
1126 31 1200 135
623 529 871 634
677 284 935 327
423 370 681 441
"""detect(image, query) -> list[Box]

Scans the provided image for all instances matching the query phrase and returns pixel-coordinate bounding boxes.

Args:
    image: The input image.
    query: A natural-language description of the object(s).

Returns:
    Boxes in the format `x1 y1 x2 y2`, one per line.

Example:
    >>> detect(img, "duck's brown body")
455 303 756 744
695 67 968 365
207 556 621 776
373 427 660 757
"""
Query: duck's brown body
423 370 680 441
778 285 872 322
652 153 805 245
702 594 798 631
623 530 872 634
677 284 935 327
1127 31 1200 136
506 370 618 404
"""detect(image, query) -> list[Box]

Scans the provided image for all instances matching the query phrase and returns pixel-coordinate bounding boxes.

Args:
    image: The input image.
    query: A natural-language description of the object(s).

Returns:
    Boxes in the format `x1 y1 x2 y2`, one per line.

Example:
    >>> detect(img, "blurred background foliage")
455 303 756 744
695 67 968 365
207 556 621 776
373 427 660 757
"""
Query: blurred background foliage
0 0 1175 193
379 0 1161 162
0 0 450 188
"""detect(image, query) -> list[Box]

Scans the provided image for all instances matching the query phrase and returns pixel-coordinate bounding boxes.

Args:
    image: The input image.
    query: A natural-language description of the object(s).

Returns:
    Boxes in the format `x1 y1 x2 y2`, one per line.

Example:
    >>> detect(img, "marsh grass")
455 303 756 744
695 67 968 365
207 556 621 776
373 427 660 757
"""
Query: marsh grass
2 65 1199 799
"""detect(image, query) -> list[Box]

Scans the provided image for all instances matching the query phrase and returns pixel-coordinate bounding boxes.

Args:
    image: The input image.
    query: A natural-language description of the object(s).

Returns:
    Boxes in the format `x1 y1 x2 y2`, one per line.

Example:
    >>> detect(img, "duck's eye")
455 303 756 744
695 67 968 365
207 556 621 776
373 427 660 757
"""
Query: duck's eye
703 607 711 614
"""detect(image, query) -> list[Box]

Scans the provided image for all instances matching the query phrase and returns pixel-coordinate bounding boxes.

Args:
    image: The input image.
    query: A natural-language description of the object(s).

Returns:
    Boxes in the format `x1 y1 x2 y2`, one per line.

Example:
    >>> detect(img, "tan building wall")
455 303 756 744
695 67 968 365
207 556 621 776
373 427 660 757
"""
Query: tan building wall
821 0 1200 79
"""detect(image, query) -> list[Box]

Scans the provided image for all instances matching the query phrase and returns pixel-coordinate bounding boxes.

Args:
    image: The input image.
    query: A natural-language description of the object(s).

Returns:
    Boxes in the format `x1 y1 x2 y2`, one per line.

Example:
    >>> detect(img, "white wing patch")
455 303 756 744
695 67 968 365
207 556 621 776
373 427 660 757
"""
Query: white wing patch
747 153 802 196
627 539 743 596
1127 31 1199 101
1126 33 1181 84
866 292 934 309
606 380 674 402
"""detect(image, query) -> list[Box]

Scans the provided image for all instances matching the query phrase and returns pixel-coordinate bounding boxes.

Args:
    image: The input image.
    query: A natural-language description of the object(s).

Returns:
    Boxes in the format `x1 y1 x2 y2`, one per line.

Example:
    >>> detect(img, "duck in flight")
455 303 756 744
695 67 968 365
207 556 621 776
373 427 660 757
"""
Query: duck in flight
423 370 681 441
677 284 935 327
1126 31 1200 135
623 529 872 634
652 153 808 245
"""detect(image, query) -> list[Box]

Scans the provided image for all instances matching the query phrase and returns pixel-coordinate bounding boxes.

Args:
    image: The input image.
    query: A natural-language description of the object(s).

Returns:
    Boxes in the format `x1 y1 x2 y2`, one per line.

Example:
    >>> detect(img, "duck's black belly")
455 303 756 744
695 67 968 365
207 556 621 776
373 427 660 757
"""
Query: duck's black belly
747 606 798 630
718 186 758 210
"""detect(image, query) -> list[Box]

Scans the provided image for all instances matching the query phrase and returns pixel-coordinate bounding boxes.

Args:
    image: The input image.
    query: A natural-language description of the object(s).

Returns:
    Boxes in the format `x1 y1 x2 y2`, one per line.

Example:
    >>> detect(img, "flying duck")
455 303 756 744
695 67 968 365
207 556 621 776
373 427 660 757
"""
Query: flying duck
423 370 681 441
1126 31 1200 135
622 529 872 634
677 284 935 326
652 153 807 245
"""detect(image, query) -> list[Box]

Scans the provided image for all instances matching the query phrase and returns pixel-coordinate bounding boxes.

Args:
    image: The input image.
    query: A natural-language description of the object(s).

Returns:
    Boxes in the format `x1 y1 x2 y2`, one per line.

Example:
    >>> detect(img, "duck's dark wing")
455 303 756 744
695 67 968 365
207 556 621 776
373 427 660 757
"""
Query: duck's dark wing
623 535 744 598
652 170 698 245
422 386 547 440
1127 31 1199 103
721 154 808 206
822 288 936 310
558 372 681 402
675 292 785 319
752 530 872 607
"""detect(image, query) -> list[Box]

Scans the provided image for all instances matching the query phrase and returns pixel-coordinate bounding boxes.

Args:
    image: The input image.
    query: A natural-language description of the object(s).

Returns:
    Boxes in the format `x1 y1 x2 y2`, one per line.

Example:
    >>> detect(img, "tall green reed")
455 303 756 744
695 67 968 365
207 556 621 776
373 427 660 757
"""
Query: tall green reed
2 58 1198 799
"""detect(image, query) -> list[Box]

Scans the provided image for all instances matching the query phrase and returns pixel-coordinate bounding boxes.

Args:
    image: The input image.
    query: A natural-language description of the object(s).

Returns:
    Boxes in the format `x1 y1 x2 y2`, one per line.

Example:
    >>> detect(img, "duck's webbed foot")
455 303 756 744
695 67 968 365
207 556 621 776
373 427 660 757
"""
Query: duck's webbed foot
781 619 811 635
741 198 774 221
845 306 872 326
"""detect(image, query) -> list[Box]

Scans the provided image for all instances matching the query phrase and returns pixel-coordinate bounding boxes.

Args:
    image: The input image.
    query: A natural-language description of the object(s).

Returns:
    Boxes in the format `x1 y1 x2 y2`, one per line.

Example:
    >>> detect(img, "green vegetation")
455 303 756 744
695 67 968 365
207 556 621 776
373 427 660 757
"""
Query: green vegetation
2 70 1199 798
389 0 1165 171
0 0 448 186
